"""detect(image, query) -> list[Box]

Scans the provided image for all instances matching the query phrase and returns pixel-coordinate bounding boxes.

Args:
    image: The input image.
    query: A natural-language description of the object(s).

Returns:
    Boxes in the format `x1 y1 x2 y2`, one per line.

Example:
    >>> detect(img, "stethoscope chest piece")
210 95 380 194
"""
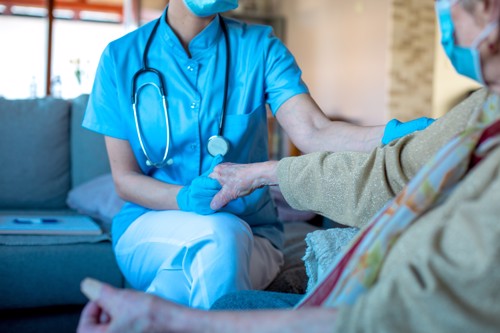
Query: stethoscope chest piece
207 135 230 157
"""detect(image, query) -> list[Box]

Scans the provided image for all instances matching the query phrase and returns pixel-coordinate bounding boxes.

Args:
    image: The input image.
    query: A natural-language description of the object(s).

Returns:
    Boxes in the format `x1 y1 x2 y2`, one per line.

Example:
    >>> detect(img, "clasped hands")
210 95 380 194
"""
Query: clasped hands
176 155 271 215
177 117 436 214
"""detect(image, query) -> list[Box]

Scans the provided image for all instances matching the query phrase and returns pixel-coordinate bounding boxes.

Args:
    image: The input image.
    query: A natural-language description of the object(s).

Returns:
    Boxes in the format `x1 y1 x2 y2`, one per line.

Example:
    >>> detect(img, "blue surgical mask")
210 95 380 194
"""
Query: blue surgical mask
183 0 238 17
436 0 498 84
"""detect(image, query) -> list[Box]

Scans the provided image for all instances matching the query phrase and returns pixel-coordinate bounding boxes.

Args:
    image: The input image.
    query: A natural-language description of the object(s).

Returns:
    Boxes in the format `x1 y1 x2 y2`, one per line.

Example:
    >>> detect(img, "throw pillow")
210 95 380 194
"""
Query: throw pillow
66 173 125 225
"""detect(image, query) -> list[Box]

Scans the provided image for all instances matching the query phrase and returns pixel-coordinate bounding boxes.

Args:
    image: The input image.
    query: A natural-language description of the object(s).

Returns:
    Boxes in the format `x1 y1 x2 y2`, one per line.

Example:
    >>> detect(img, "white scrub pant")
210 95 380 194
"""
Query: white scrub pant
114 210 284 310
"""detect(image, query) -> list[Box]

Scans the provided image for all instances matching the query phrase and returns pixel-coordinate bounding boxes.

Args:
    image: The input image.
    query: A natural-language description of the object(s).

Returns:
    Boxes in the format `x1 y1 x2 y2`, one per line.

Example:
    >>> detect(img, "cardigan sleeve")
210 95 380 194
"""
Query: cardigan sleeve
276 89 486 227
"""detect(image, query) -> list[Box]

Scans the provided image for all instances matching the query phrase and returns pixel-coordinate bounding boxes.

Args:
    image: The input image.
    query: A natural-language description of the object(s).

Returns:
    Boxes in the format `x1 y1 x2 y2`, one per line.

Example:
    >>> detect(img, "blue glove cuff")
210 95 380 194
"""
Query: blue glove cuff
382 119 401 145
382 117 435 145
176 186 190 212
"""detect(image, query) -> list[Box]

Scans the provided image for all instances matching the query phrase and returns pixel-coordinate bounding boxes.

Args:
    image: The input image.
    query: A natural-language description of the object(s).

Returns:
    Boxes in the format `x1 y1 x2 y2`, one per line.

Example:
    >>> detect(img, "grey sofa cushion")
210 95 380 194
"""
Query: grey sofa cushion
0 206 117 310
0 98 71 209
0 240 123 309
70 94 110 188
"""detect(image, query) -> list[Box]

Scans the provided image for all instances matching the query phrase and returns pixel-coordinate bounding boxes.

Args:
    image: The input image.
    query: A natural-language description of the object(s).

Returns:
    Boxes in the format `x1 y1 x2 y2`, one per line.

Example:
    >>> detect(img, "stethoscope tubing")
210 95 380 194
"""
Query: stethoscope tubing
218 18 230 137
133 82 171 168
132 14 230 167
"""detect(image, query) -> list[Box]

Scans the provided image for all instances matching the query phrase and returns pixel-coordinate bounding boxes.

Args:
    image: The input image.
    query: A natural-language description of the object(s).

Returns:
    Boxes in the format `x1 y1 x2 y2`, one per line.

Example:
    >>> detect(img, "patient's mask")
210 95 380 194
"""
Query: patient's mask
184 0 238 17
436 0 498 84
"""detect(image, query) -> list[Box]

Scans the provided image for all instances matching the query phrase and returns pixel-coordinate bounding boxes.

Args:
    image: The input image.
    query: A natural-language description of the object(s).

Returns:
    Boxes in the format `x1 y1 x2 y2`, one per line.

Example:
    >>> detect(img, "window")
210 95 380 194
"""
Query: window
0 15 48 98
0 0 126 99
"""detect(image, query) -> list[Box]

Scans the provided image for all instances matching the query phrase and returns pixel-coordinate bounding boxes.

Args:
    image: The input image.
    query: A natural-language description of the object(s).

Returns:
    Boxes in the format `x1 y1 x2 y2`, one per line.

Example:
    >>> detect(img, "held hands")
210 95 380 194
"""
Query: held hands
382 117 435 145
209 161 278 210
176 155 224 215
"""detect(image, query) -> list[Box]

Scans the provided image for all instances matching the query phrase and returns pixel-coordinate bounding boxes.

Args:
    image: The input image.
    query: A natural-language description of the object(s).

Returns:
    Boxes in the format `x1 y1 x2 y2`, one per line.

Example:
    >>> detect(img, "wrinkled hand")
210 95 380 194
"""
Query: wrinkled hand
210 161 278 210
77 278 186 333
382 117 435 145
176 155 223 215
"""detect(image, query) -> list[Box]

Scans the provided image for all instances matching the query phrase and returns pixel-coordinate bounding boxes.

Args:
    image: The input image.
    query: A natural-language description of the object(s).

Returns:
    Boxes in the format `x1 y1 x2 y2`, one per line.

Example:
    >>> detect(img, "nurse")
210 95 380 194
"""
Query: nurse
83 0 430 310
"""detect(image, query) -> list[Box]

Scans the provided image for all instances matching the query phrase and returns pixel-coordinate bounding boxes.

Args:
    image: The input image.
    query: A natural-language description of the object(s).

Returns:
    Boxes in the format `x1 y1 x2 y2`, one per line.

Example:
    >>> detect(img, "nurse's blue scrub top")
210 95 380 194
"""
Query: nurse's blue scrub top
83 10 308 250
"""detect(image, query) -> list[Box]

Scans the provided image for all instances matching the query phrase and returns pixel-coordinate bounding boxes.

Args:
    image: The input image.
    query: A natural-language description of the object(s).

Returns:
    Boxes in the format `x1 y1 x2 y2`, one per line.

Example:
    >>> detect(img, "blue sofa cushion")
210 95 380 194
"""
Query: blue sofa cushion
0 98 71 209
0 240 123 309
70 94 110 188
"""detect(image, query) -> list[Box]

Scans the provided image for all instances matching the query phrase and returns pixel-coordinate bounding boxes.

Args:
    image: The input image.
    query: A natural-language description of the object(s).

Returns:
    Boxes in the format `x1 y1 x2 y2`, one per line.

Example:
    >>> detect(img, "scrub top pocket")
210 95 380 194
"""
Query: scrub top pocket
223 103 269 163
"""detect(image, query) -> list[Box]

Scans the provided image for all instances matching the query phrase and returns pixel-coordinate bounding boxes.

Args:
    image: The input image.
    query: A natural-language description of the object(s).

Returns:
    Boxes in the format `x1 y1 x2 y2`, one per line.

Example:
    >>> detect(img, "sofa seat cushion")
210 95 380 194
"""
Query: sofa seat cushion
0 241 123 309
0 97 71 209
0 240 123 309
0 211 123 309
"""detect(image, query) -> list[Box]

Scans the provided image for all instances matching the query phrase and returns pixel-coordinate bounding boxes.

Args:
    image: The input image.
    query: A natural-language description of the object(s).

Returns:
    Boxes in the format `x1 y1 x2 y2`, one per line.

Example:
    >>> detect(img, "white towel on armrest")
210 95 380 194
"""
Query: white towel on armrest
303 227 359 293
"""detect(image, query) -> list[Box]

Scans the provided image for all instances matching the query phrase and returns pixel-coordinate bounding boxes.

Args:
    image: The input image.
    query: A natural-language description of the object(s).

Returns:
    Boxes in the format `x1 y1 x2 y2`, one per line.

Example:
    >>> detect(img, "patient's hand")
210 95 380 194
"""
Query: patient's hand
210 161 279 210
78 278 339 333
78 278 191 333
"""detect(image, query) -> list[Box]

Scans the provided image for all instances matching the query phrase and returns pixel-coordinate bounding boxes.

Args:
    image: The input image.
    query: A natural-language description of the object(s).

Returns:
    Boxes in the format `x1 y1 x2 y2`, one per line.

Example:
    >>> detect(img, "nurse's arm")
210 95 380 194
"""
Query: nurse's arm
275 93 384 154
105 136 182 210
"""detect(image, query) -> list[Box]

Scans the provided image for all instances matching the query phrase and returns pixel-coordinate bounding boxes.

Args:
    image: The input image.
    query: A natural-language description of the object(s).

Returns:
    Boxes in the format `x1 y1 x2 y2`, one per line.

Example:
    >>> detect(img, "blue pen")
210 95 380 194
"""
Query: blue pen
13 218 59 224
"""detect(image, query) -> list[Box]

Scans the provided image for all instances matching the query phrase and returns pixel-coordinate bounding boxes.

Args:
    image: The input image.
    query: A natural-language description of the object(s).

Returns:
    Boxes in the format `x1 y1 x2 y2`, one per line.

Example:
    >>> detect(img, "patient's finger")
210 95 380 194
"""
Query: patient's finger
78 301 107 333
99 311 111 324
81 278 104 301
210 188 234 210
210 194 222 211
209 163 230 184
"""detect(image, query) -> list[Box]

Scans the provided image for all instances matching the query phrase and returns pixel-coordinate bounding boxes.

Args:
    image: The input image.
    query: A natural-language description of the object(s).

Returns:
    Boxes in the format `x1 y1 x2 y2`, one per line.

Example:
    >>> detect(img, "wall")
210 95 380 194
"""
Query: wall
281 0 392 125
280 0 480 125
388 0 436 121
433 25 481 118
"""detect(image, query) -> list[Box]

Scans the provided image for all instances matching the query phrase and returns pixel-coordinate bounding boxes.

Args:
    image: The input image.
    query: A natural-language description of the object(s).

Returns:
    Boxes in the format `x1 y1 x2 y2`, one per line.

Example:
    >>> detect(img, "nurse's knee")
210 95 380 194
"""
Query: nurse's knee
202 213 253 249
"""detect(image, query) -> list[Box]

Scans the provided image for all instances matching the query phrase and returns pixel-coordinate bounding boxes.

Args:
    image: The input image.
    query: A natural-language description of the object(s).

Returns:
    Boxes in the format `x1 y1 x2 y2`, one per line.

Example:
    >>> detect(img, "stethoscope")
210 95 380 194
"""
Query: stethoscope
131 16 231 168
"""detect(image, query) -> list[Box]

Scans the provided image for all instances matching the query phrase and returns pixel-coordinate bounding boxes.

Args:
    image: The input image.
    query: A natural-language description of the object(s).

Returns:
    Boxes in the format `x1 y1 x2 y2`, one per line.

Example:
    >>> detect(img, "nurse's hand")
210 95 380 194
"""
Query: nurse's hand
210 161 279 210
382 117 435 145
177 155 223 215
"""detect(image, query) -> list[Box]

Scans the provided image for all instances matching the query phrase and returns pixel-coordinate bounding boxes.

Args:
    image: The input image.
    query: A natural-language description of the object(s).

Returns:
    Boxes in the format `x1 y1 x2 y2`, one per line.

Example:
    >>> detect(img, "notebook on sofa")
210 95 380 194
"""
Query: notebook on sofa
0 215 102 235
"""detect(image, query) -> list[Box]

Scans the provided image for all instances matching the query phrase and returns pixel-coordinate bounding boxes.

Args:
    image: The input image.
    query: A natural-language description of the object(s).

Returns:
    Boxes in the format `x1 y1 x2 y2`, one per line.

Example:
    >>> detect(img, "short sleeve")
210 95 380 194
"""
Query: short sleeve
82 44 128 140
264 28 309 115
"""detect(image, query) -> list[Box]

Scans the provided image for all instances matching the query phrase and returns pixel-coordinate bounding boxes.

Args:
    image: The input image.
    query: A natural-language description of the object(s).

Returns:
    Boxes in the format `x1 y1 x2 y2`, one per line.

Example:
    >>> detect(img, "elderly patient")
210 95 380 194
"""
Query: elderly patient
77 0 500 332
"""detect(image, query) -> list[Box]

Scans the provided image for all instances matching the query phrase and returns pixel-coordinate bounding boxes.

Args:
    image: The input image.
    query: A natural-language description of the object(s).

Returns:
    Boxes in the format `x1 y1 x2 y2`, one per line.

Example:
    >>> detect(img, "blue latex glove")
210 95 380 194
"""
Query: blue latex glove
176 155 224 215
382 117 435 145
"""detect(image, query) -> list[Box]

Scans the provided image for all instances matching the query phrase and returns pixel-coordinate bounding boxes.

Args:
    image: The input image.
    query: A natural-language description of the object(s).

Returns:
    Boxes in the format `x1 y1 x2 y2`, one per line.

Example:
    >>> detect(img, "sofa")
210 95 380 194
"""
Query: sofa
0 95 124 333
0 94 321 332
